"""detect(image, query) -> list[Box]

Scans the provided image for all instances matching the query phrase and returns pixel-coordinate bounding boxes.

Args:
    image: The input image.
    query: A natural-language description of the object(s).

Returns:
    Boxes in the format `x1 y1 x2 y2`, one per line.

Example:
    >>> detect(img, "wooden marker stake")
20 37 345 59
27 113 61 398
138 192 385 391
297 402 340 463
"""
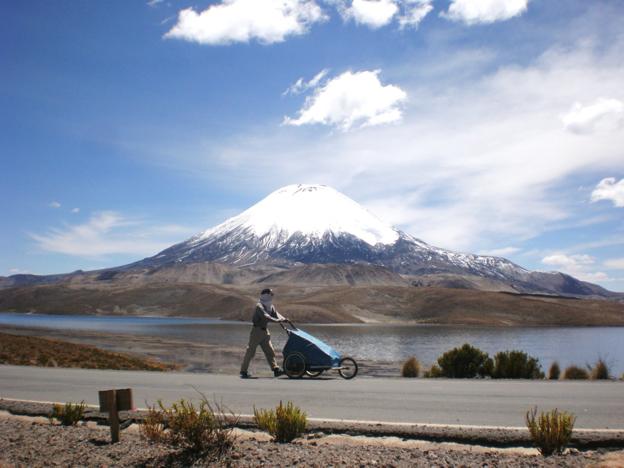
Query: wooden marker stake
98 388 132 444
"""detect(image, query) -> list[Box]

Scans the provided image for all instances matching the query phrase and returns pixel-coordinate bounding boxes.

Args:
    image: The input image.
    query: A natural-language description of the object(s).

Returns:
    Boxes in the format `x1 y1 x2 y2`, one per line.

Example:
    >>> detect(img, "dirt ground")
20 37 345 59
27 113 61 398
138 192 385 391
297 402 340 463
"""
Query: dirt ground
1 411 622 467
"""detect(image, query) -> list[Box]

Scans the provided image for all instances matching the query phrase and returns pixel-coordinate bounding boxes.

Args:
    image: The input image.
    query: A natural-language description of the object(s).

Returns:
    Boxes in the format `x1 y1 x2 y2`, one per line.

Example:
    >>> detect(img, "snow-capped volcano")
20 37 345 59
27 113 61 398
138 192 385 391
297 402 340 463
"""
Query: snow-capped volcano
199 184 399 247
136 184 610 296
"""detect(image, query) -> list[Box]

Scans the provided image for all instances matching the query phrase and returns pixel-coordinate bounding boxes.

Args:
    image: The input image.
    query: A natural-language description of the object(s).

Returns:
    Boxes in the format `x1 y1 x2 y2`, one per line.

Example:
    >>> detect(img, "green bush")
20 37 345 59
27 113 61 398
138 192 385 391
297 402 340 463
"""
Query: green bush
590 358 610 380
401 357 420 378
526 407 576 456
254 401 307 443
563 365 589 380
548 362 560 380
423 364 443 378
142 397 237 458
49 401 86 426
492 350 544 379
436 343 492 378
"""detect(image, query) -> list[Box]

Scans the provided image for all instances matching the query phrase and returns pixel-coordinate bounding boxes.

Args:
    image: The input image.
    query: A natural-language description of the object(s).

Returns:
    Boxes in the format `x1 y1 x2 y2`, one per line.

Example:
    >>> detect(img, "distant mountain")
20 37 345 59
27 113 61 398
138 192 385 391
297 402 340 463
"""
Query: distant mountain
1 184 620 301
127 184 615 298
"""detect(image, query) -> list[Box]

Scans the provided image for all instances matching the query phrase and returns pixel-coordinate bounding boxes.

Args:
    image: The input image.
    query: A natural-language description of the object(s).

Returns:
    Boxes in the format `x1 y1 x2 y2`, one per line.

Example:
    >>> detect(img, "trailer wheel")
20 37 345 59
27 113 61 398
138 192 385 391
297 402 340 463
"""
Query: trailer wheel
305 369 323 378
338 357 358 379
284 352 306 379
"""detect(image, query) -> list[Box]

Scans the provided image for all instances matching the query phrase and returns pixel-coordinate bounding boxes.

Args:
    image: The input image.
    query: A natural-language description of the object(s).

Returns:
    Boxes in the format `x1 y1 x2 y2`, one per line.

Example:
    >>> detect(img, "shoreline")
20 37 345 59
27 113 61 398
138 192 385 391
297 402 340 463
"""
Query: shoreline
4 310 624 328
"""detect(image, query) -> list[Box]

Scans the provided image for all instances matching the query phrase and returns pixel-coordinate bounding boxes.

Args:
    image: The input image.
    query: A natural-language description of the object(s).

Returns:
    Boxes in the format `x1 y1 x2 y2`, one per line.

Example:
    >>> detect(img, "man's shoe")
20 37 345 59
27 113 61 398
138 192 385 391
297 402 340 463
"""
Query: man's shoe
240 371 251 379
273 368 283 377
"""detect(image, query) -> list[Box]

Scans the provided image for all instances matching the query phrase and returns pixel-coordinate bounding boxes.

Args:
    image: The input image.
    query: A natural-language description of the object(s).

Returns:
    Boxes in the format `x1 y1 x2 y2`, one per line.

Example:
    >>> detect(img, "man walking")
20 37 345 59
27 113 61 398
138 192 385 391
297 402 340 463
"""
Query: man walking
240 288 288 378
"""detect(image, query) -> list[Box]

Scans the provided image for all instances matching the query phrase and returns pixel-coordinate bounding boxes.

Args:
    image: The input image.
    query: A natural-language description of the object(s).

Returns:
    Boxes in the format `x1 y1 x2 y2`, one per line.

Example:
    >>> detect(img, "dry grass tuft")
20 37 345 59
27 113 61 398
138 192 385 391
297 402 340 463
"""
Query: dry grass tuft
548 362 560 380
49 401 86 426
526 407 576 456
563 365 589 380
254 401 307 443
401 357 420 378
590 358 610 380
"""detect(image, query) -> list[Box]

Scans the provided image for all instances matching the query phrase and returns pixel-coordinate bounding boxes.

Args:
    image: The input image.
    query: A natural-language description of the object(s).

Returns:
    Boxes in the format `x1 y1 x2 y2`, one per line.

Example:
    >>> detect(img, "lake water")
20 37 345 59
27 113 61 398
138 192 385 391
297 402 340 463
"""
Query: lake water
1 312 623 374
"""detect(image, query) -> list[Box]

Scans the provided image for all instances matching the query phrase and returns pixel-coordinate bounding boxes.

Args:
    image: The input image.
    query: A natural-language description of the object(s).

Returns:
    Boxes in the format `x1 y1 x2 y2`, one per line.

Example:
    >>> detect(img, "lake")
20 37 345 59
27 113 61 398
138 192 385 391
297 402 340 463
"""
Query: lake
1 312 623 374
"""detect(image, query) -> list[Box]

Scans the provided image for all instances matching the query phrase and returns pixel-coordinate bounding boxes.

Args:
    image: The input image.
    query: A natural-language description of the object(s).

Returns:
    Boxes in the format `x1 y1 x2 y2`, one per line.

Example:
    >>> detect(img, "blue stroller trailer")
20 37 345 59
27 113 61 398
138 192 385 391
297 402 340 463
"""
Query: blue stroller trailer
280 321 358 379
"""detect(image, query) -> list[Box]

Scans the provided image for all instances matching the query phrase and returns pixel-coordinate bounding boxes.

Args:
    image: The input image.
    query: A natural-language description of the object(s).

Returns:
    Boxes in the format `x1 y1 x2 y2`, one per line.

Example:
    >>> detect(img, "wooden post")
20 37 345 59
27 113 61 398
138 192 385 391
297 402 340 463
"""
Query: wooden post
109 390 120 443
98 388 132 444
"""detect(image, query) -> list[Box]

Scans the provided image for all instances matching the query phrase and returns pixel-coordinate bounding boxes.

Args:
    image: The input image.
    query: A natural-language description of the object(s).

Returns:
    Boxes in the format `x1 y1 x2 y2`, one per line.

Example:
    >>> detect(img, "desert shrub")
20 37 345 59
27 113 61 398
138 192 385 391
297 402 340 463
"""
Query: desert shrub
526 407 576 456
254 401 307 443
548 362 560 380
436 343 492 378
401 357 420 378
492 350 544 379
49 401 86 426
563 365 589 380
143 398 237 458
140 404 166 443
590 358 610 380
423 364 443 378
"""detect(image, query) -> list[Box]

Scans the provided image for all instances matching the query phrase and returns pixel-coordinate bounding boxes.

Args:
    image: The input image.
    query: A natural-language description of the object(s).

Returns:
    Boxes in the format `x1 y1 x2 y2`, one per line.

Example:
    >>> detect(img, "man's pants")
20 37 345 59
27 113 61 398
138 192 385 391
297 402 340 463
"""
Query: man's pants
240 326 278 372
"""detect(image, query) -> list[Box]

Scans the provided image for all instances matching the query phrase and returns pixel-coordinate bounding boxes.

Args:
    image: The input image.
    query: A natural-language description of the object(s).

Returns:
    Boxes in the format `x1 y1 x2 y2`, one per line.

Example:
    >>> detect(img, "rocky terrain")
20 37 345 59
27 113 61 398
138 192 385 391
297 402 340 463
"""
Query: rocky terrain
1 404 623 467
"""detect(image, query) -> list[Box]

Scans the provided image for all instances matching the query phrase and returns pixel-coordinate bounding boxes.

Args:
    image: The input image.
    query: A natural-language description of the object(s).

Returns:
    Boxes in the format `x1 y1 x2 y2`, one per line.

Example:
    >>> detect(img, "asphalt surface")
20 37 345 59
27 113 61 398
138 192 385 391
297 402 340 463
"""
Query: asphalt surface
1 365 622 429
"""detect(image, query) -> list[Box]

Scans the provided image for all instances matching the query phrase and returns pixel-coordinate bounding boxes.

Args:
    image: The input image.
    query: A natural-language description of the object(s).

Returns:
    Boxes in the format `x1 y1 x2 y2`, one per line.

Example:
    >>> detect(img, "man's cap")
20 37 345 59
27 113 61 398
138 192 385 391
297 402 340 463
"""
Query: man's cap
260 288 274 296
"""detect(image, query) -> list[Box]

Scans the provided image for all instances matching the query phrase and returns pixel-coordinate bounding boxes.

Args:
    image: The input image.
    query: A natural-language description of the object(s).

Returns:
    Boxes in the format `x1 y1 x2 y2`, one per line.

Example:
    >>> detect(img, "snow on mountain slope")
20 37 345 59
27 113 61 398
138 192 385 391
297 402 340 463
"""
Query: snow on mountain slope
198 184 399 246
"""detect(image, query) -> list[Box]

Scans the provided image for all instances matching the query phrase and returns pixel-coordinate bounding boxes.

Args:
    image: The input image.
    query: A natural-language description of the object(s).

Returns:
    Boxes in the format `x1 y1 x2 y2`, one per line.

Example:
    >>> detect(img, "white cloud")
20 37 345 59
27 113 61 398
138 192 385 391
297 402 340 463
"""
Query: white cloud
341 0 399 29
283 69 329 95
478 246 520 257
542 253 594 268
591 177 624 207
164 0 326 45
49 201 61 209
398 0 433 29
561 98 624 134
284 69 407 130
542 253 608 282
604 258 624 270
29 211 195 258
444 0 529 25
147 0 163 7
71 207 80 213
334 0 432 29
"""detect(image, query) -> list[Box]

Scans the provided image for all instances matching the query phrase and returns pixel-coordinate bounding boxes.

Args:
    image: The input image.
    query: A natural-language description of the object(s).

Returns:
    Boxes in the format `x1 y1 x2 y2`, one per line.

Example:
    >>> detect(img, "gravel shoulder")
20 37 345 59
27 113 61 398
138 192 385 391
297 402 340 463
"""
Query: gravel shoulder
2 409 623 467
1 398 624 467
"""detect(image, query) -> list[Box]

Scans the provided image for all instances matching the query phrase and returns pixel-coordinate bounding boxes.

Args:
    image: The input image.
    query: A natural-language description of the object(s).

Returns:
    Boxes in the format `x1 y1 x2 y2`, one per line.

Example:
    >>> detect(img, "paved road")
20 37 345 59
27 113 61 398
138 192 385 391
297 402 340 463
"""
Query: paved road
1 365 622 429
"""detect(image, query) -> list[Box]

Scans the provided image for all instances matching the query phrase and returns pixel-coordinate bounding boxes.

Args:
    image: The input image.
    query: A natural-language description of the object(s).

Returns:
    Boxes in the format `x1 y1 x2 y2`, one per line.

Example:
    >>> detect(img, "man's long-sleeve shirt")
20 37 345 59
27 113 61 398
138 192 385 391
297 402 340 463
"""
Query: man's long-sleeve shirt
252 303 285 328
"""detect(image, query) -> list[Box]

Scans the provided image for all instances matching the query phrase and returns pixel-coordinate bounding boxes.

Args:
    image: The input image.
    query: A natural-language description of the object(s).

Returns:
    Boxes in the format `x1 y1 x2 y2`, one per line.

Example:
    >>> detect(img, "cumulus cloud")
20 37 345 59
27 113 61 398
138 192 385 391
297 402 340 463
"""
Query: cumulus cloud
561 98 624 134
29 211 194 258
443 0 529 25
334 0 432 29
590 177 624 207
49 201 61 209
340 0 399 28
283 69 329 95
542 253 608 282
284 69 407 130
164 0 326 45
71 207 80 213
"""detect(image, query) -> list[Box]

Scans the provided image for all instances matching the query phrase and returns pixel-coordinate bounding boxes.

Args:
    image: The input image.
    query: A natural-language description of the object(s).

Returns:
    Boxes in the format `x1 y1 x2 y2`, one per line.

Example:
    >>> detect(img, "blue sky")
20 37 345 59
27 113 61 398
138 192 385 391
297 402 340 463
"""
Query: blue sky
1 0 623 291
